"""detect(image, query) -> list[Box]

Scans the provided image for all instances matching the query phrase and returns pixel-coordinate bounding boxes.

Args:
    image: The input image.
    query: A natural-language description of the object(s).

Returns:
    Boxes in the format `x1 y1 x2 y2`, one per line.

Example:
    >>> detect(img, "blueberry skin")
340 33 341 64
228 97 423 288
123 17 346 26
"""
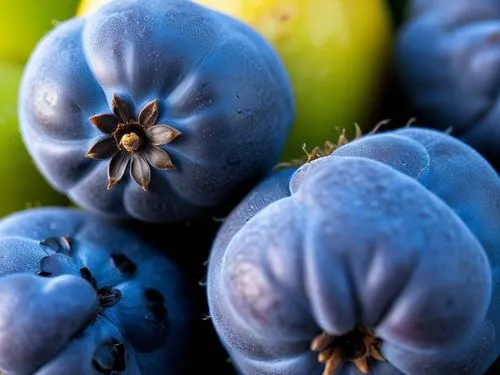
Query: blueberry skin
207 128 500 375
0 207 190 375
18 0 294 223
396 0 500 160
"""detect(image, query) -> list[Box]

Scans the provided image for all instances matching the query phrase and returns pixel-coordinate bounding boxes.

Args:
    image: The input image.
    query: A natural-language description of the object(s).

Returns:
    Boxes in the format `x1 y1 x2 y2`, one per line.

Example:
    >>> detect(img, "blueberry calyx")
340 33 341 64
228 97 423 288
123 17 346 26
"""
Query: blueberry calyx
86 95 181 191
274 121 389 171
79 267 121 309
111 253 137 276
97 286 122 309
310 326 385 375
92 339 127 374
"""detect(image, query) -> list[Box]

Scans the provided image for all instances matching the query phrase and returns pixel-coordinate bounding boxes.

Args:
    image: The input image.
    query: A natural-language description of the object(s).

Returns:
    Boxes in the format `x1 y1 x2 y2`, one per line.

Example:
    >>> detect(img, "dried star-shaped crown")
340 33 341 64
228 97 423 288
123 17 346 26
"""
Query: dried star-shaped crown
86 95 181 191
311 326 385 375
274 120 391 171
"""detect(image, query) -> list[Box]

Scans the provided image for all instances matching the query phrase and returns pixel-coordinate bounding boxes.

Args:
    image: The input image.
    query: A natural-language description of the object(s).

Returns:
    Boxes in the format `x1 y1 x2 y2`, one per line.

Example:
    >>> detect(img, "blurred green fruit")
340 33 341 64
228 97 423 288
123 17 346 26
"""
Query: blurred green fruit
0 0 79 63
194 0 393 159
0 60 69 216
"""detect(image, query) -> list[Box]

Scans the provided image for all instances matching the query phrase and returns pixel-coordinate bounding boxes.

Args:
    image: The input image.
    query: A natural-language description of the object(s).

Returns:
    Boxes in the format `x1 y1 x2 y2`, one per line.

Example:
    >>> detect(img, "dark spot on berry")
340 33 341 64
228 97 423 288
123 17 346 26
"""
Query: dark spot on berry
79 268 121 309
40 236 72 253
80 267 97 289
144 288 168 327
98 286 122 308
39 256 60 276
92 340 126 374
111 253 137 276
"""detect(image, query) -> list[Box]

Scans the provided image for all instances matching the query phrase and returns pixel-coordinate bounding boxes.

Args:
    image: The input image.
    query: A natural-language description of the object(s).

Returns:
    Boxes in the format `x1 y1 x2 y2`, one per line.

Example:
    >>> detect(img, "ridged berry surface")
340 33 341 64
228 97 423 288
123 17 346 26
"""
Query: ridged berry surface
0 207 190 375
208 128 500 375
396 0 500 160
19 0 294 223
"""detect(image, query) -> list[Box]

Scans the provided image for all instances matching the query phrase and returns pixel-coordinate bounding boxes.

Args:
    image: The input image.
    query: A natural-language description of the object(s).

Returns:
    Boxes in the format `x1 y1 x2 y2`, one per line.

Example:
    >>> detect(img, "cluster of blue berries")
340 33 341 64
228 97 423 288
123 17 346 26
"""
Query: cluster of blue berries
2 0 500 374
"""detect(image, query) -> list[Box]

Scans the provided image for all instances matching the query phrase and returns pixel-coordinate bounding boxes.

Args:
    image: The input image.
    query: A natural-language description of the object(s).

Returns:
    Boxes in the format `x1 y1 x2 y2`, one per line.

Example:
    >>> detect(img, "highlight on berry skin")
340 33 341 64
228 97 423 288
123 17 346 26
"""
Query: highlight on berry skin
86 95 181 191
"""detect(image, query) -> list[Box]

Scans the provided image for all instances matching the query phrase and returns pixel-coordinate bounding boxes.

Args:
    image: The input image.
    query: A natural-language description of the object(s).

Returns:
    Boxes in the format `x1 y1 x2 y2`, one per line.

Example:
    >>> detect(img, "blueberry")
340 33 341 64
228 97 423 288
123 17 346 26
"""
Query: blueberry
396 0 500 161
207 128 499 375
19 0 294 223
0 207 191 375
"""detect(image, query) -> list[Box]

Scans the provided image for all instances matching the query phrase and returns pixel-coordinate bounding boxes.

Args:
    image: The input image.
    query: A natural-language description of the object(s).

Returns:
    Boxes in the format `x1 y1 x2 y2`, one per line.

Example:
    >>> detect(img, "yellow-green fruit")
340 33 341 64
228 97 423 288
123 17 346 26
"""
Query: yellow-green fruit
78 0 393 159
0 0 80 63
196 0 393 159
0 60 70 217
77 0 109 16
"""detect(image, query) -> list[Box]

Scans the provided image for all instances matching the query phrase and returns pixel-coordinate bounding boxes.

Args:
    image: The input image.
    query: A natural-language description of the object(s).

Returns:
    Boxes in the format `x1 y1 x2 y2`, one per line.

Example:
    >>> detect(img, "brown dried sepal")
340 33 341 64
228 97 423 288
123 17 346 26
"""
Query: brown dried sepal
275 120 390 171
86 95 181 191
310 326 385 375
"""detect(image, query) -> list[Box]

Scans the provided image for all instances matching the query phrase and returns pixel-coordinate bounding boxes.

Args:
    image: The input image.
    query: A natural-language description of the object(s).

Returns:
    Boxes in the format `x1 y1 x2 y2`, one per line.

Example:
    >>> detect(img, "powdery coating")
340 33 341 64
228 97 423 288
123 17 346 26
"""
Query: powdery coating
396 0 500 159
0 207 190 375
207 128 500 375
18 0 294 223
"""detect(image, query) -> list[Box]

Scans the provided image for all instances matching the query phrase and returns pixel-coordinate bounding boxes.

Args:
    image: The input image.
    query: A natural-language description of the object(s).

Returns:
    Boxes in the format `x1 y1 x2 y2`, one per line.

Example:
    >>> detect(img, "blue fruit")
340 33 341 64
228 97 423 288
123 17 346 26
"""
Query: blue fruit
207 127 500 375
396 0 500 161
19 0 294 223
0 207 190 375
